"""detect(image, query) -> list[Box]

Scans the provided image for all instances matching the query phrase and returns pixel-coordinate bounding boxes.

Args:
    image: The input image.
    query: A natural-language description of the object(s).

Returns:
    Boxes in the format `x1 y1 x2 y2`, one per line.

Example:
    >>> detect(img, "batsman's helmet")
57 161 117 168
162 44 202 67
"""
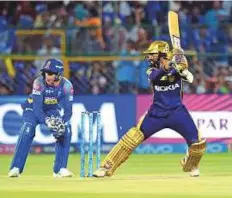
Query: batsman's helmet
143 41 169 55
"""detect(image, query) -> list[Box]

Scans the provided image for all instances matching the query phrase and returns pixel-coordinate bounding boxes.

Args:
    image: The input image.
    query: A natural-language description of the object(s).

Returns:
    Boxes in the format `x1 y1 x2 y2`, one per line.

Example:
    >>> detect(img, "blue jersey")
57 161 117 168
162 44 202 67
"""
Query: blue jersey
147 68 183 110
22 76 74 124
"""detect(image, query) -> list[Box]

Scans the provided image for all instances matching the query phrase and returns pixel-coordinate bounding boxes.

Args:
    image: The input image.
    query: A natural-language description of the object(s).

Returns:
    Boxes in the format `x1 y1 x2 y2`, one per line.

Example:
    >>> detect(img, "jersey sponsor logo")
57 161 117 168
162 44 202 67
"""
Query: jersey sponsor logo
44 97 58 104
154 83 180 91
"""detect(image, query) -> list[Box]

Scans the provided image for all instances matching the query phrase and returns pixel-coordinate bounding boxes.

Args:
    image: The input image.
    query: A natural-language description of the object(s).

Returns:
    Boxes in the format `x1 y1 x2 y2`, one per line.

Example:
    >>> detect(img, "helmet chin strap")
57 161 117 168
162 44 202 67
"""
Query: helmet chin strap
150 56 161 69
54 72 63 82
155 53 168 68
54 74 60 82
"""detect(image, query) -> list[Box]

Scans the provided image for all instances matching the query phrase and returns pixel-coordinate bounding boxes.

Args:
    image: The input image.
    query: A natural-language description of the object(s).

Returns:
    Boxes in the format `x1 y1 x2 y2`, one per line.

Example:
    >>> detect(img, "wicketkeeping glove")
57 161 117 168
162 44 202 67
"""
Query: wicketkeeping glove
45 116 65 139
45 116 57 130
53 117 65 139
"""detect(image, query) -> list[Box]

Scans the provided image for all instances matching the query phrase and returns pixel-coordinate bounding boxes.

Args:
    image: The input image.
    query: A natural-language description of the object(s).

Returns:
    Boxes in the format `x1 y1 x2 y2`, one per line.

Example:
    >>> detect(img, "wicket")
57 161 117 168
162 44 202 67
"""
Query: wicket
80 111 101 177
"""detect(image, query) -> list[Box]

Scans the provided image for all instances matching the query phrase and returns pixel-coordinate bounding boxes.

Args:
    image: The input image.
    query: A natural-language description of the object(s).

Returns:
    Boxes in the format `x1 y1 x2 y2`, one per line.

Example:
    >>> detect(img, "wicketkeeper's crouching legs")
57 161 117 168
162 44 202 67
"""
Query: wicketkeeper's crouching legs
10 122 36 174
93 126 144 177
53 124 72 174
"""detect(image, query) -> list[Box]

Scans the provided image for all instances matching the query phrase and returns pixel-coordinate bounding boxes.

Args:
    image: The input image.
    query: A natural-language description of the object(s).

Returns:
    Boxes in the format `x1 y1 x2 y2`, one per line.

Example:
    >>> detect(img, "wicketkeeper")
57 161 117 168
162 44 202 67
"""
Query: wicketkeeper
94 41 206 178
9 58 74 178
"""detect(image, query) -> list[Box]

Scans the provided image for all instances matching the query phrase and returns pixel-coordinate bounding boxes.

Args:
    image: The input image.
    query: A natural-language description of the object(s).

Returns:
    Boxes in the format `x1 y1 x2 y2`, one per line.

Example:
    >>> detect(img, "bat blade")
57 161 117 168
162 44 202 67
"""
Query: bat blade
168 11 181 49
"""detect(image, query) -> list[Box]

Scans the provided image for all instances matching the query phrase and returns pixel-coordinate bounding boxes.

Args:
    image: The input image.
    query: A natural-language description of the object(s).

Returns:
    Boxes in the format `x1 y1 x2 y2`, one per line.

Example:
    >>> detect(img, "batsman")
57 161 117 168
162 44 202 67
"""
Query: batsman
8 58 74 178
94 41 206 177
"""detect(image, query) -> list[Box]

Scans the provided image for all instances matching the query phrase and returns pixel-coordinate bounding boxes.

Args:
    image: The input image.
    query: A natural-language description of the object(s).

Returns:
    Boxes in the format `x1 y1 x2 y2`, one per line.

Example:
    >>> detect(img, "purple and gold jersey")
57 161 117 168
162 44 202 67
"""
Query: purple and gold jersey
147 67 183 110
141 66 199 146
22 76 73 124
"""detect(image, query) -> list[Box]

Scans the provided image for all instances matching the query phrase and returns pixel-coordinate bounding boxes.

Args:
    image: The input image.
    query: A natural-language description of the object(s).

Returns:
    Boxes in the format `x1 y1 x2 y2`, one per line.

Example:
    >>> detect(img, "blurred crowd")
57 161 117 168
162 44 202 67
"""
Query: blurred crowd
0 1 232 95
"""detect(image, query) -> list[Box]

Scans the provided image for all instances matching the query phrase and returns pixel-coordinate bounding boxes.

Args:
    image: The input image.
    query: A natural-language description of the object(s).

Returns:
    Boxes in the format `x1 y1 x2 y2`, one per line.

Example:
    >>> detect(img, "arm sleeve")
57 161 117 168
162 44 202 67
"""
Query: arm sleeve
61 81 74 123
146 68 168 83
32 79 47 123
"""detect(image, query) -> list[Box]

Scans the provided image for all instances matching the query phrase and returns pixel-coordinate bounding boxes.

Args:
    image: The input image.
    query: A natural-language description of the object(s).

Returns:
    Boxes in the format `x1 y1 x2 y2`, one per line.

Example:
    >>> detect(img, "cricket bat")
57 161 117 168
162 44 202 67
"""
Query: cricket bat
168 11 181 49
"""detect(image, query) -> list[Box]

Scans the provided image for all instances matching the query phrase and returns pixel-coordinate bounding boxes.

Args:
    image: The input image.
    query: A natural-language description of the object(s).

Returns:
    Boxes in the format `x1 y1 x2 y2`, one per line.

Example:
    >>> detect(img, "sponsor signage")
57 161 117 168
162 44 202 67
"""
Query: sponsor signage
0 96 136 145
0 94 231 154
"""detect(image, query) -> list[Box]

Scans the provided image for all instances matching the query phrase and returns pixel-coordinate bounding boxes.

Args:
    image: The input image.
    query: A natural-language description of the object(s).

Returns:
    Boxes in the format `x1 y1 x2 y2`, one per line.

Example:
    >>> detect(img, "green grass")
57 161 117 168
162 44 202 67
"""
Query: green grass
0 153 232 198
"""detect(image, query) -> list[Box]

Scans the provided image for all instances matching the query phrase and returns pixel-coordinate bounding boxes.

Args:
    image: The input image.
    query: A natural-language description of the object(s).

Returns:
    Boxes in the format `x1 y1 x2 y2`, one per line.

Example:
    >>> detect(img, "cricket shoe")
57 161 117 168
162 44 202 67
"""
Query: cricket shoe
53 168 73 178
8 167 20 178
189 167 200 177
93 167 108 177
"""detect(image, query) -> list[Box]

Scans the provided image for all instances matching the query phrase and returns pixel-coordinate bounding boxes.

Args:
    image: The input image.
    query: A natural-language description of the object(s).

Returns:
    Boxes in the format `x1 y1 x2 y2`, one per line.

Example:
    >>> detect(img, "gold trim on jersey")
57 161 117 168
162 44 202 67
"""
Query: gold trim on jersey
137 111 147 129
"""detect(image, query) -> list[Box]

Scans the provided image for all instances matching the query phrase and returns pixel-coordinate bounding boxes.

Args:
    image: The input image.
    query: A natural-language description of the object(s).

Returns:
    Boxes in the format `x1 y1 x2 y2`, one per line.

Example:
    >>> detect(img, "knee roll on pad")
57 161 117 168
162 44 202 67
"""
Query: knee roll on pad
120 127 145 151
101 127 144 176
182 139 207 172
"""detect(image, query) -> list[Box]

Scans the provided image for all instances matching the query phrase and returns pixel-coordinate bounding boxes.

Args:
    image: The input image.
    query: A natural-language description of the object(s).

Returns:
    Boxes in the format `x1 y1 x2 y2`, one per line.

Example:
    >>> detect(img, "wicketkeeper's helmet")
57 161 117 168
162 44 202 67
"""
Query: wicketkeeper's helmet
41 58 64 75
